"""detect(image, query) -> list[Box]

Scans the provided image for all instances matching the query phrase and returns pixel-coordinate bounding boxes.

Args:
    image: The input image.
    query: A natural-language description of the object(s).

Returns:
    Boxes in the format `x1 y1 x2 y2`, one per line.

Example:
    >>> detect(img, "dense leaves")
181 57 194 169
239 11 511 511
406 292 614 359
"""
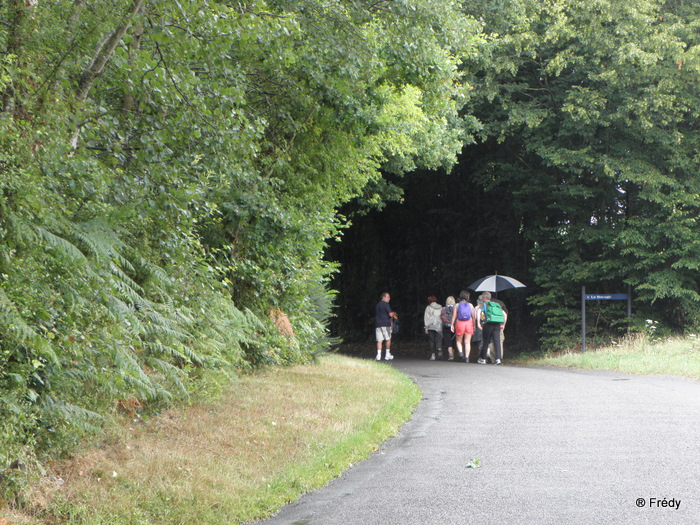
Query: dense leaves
330 0 699 350
0 0 475 488
463 0 700 347
1 0 698 499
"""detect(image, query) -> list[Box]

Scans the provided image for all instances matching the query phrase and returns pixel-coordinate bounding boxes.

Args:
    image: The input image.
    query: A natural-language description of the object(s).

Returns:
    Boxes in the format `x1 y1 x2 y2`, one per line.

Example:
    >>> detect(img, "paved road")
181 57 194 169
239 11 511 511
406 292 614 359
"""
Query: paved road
256 359 699 524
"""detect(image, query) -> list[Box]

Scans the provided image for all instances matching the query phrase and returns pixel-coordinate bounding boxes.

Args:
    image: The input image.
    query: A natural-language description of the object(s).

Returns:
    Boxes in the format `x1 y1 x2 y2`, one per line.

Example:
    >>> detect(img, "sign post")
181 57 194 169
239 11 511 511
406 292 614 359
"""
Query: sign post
581 285 632 353
582 286 586 354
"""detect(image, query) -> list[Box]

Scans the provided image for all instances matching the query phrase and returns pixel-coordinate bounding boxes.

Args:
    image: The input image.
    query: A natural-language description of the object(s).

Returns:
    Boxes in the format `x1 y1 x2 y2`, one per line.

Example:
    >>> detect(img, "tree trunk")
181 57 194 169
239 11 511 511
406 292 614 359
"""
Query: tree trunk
121 23 144 113
75 0 144 101
70 0 144 151
2 0 27 113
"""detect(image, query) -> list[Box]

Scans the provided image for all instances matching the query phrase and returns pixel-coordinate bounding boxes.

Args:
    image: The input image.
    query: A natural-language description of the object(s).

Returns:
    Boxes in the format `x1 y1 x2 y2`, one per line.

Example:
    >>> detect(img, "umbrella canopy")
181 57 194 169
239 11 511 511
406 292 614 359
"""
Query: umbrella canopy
468 274 526 293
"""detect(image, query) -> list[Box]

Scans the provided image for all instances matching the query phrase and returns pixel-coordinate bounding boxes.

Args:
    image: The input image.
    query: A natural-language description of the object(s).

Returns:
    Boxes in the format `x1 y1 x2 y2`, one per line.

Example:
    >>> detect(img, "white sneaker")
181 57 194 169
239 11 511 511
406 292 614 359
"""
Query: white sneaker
430 353 436 361
495 359 502 365
477 359 486 364
385 353 394 361
376 356 381 361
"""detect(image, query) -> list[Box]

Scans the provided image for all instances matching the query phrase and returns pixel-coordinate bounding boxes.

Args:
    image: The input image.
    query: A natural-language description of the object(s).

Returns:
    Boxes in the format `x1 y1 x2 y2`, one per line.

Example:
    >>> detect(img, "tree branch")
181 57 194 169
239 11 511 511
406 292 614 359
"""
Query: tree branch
75 0 144 101
265 105 318 178
69 0 144 152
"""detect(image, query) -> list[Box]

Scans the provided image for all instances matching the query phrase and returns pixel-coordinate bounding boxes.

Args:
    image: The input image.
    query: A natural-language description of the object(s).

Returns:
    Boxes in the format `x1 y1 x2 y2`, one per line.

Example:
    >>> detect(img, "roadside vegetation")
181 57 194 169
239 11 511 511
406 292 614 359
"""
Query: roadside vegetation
1 355 420 525
0 0 472 495
1 0 698 515
517 334 700 381
3 338 697 524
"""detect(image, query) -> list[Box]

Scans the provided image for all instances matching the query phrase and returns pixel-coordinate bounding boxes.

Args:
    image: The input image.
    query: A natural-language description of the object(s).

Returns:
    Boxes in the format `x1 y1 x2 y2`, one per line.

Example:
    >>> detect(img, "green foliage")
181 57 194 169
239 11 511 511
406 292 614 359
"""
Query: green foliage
329 0 698 353
0 0 473 498
463 0 700 348
466 457 482 469
4 0 696 507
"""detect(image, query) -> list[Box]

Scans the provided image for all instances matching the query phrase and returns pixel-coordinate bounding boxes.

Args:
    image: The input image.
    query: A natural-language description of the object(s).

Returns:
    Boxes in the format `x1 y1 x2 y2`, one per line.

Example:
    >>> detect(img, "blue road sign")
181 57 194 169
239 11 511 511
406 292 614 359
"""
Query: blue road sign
582 286 632 354
585 294 628 301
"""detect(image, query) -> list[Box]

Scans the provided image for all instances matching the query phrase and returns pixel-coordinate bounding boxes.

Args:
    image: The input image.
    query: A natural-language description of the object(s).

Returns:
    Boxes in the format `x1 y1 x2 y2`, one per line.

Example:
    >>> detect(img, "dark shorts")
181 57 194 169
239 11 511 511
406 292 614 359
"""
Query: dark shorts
442 326 454 348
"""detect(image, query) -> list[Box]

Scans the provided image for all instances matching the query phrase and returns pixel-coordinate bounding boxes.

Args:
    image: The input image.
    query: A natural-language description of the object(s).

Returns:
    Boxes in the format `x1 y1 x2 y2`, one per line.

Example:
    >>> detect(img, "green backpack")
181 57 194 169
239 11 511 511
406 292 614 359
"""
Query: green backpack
484 301 505 323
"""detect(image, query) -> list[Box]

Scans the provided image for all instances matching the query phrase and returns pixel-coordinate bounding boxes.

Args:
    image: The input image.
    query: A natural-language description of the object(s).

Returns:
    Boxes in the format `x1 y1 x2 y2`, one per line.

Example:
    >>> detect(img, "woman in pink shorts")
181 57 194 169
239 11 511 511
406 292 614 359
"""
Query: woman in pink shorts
451 290 475 362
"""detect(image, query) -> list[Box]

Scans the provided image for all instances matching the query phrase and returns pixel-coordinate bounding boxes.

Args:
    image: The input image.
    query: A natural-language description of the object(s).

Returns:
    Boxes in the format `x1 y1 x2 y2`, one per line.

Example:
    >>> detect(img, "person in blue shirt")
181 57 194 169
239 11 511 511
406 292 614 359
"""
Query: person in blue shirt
375 292 397 361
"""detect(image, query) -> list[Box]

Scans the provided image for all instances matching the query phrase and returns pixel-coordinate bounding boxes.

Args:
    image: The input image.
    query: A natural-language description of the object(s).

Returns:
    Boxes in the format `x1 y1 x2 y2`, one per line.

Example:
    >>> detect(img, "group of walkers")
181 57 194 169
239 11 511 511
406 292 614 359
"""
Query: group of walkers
375 290 508 365
424 290 507 364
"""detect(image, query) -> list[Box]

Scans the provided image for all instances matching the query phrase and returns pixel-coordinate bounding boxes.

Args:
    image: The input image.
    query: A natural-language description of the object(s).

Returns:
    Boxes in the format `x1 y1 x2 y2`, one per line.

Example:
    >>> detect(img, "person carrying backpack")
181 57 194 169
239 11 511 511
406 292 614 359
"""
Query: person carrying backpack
451 290 475 362
476 291 508 365
440 296 456 361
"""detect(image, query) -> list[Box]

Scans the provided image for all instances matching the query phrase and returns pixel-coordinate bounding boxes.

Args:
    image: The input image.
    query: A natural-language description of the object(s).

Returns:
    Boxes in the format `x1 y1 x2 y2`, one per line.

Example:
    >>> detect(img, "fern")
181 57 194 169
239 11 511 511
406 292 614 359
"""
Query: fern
143 357 188 398
4 214 38 247
40 396 103 435
1 209 288 485
0 289 37 343
0 289 60 367
34 226 88 266
112 344 169 403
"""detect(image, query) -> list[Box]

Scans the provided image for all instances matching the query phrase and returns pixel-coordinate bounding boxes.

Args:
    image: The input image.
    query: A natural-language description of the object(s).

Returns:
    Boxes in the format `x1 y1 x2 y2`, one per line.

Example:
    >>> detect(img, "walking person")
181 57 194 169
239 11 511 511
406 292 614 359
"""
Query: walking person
375 292 398 361
474 293 506 362
471 294 485 363
440 296 456 361
487 329 506 363
451 290 475 362
423 295 443 360
476 291 507 365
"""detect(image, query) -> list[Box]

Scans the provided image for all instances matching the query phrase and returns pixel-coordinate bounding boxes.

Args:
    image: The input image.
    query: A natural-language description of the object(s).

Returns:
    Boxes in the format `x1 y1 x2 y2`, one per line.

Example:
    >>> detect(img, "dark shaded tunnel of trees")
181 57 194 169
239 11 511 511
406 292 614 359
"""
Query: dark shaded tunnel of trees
327 145 538 355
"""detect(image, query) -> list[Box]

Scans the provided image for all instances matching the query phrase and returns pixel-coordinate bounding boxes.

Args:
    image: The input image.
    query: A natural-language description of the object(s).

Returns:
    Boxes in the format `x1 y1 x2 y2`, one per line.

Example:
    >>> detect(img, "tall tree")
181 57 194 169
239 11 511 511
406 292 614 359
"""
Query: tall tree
462 0 700 347
328 0 699 351
1 0 478 473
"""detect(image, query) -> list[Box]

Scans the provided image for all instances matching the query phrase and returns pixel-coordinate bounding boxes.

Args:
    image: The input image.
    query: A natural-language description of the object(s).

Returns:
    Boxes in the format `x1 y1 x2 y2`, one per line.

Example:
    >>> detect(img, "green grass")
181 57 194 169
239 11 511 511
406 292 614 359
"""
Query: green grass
8 336 696 524
517 334 699 380
2 355 421 525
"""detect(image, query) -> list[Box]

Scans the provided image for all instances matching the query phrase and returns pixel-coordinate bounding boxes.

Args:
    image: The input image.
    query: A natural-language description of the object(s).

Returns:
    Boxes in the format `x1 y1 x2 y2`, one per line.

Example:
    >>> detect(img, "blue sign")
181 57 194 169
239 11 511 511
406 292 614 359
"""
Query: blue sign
585 294 628 301
582 286 632 354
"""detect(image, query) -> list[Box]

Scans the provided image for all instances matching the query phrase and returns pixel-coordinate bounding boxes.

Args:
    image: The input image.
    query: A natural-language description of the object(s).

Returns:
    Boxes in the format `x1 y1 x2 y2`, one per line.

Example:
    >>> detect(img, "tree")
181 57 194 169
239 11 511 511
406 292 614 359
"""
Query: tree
462 0 700 346
328 0 699 351
1 0 478 482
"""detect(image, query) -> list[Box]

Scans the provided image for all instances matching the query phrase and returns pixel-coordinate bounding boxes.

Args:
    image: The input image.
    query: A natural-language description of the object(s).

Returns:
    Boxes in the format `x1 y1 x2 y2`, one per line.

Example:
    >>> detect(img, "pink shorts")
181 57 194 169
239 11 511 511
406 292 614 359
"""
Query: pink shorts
454 319 474 335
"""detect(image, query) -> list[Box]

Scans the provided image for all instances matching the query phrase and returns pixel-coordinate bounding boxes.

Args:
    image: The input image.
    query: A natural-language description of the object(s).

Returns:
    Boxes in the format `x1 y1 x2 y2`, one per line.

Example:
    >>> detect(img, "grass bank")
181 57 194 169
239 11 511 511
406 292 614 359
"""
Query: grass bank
2 354 421 525
517 334 699 380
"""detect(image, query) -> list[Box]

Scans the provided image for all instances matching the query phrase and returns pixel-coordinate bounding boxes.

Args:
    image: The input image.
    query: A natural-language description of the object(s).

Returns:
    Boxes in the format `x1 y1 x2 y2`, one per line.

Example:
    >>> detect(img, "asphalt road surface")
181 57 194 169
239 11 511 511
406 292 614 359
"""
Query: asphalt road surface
256 359 699 525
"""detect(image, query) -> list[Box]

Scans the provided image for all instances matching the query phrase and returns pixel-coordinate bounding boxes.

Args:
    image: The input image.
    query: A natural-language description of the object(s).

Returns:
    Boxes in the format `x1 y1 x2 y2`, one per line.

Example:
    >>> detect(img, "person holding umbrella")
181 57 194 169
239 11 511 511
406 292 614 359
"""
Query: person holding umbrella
476 291 507 365
469 273 524 365
475 292 506 363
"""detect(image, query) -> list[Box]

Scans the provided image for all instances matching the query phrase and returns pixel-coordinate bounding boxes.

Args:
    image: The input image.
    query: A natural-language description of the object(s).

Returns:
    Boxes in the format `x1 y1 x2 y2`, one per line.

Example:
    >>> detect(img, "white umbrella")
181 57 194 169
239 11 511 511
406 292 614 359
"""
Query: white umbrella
468 274 526 293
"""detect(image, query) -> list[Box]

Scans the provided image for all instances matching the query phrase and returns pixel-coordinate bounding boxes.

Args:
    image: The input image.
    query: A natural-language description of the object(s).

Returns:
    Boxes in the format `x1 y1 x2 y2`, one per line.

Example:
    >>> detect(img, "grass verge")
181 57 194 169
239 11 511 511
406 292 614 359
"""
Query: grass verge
2 354 421 525
517 334 699 380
